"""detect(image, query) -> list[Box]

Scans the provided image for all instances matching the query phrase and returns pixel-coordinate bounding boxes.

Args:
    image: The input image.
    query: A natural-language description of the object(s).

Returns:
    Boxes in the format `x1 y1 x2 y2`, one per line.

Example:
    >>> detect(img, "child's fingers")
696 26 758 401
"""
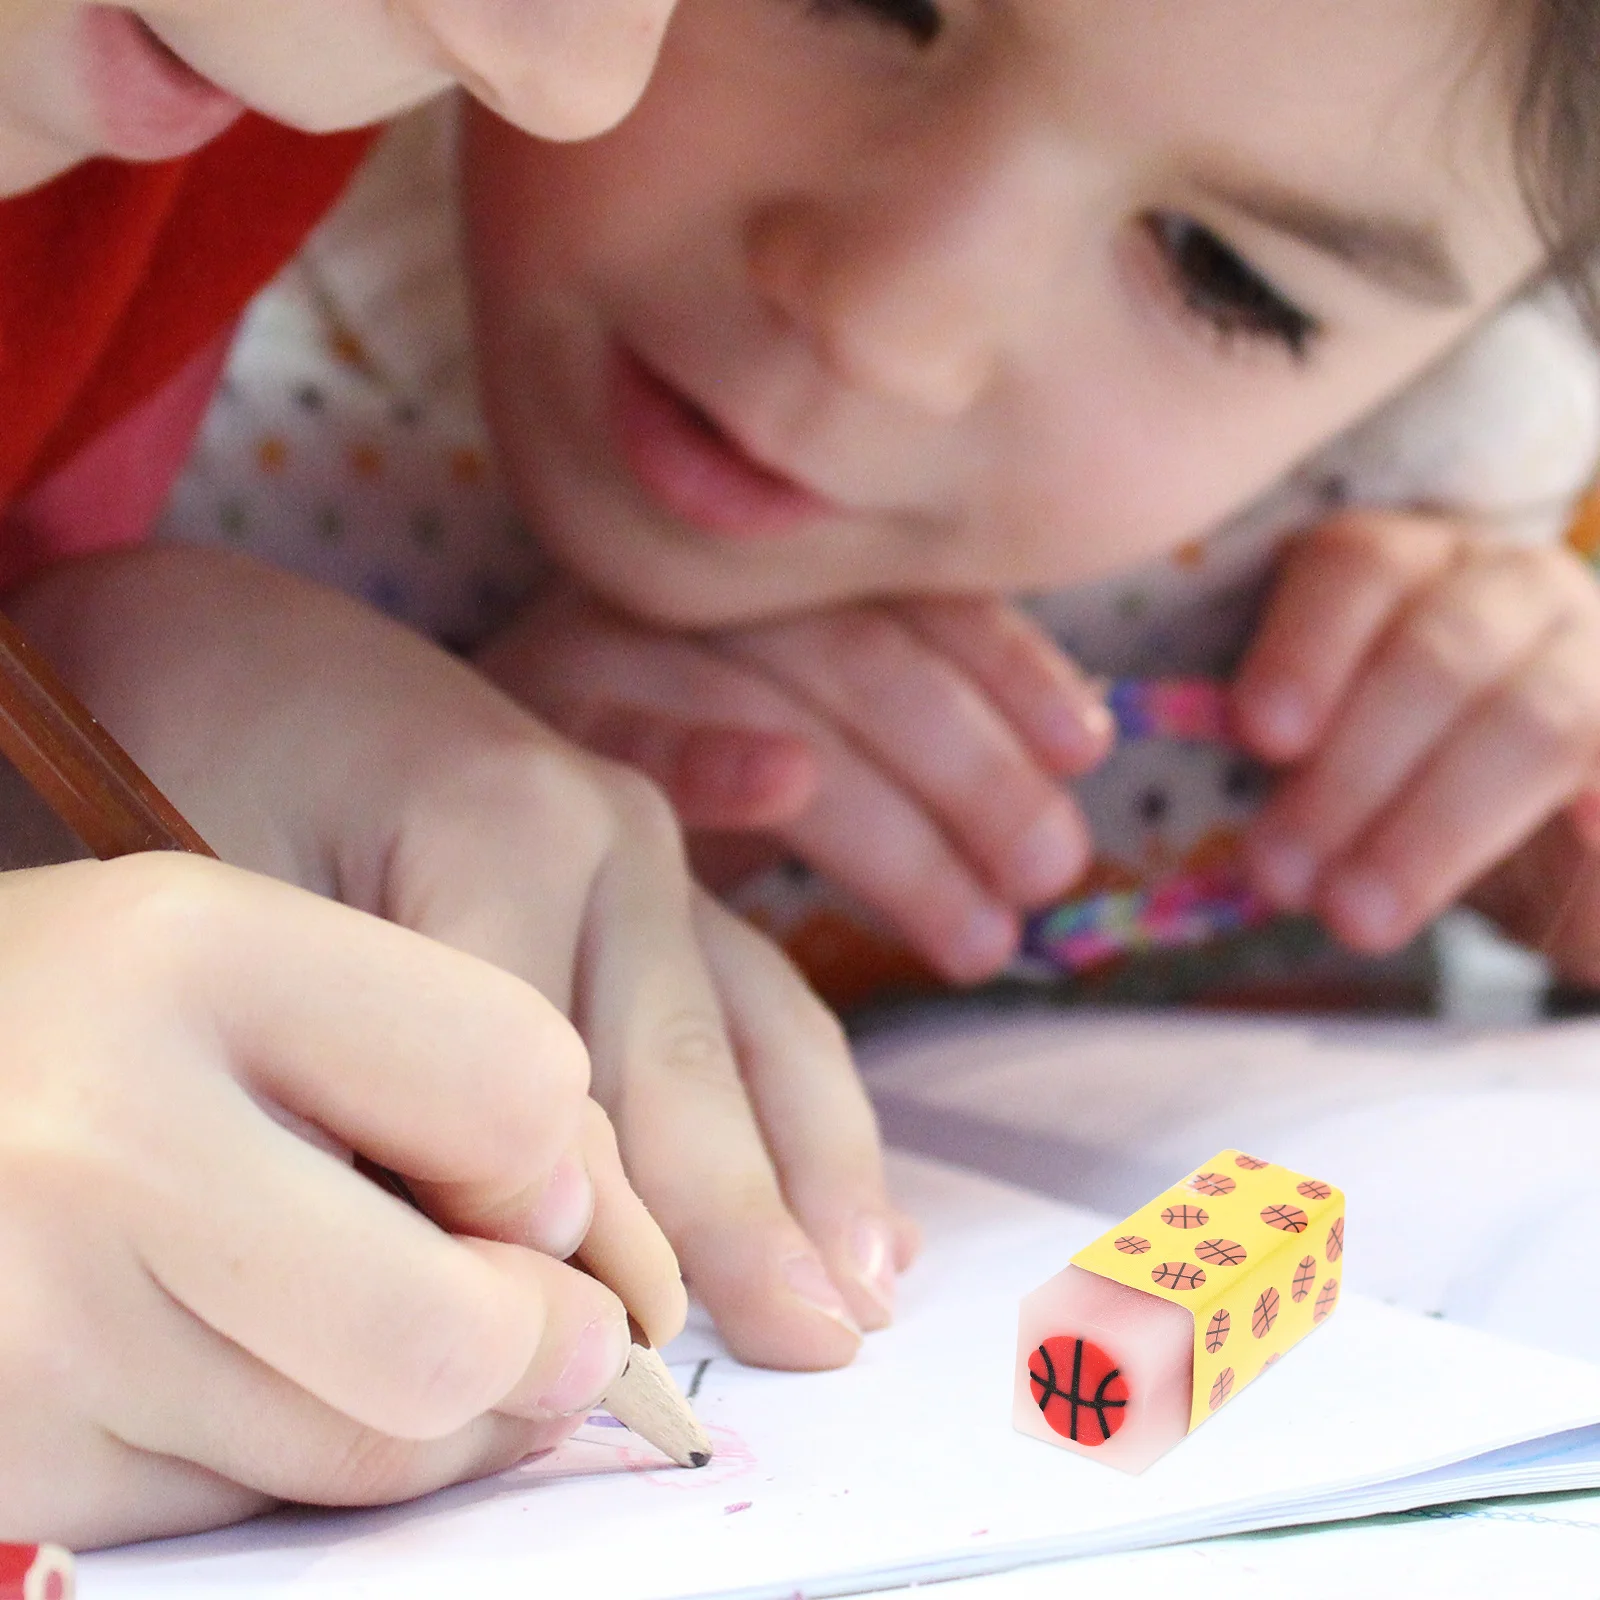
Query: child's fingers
895 595 1114 774
1247 552 1569 905
777 733 1023 982
693 894 911 1332
1568 785 1600 853
716 607 1090 909
117 856 591 1223
480 593 821 828
1468 809 1600 984
1314 621 1600 950
1233 514 1457 761
576 820 865 1372
135 1103 631 1440
104 1240 590 1508
567 1097 691 1349
577 704 818 829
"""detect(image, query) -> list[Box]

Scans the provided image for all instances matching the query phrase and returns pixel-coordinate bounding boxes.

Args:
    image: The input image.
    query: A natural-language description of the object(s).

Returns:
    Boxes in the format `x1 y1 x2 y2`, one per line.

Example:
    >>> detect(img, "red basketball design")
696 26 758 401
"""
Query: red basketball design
1261 1203 1310 1233
1195 1238 1248 1267
1114 1235 1151 1256
1205 1309 1231 1353
1028 1336 1130 1445
1292 1255 1318 1301
1151 1261 1207 1291
1161 1204 1209 1230
1314 1277 1340 1323
1252 1286 1281 1338
1326 1216 1345 1261
1296 1179 1333 1201
1234 1154 1270 1170
1209 1367 1235 1410
1187 1172 1237 1197
1263 1351 1282 1368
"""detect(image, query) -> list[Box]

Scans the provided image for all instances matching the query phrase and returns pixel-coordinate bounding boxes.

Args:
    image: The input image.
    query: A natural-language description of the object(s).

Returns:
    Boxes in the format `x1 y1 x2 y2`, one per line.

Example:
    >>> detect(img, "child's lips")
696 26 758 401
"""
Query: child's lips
81 7 244 161
609 347 839 540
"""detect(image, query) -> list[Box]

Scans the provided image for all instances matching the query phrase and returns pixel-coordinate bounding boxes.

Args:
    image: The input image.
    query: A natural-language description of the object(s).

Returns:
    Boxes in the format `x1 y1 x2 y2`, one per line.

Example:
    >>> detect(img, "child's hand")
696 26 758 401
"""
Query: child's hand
12 548 906 1392
479 583 1112 984
0 853 669 1547
1463 802 1600 984
1232 511 1600 959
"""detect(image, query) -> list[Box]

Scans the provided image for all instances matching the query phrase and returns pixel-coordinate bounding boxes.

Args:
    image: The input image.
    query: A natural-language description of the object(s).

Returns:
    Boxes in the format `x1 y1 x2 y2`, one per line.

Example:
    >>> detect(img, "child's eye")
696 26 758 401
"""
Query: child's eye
807 0 944 46
1146 213 1321 362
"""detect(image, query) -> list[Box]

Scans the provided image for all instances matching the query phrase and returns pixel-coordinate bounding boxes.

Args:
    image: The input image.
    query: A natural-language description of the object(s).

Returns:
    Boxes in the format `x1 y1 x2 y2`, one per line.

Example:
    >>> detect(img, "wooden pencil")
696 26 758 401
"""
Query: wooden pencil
0 1542 73 1600
0 608 710 1468
602 1317 712 1469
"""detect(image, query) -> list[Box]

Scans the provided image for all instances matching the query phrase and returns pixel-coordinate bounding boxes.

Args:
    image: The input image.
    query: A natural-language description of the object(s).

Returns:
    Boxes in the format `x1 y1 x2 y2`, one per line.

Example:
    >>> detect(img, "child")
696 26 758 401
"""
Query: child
454 0 1600 996
0 0 906 1550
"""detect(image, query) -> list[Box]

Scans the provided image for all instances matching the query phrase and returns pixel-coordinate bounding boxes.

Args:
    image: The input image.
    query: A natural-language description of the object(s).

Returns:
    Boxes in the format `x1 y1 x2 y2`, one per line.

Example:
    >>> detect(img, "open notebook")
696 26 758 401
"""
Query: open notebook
83 1152 1600 1600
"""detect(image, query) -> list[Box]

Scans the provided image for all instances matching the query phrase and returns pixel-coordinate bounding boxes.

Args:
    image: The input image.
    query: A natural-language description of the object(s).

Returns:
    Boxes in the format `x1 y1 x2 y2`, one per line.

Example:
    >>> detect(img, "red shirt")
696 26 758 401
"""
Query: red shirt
0 113 373 583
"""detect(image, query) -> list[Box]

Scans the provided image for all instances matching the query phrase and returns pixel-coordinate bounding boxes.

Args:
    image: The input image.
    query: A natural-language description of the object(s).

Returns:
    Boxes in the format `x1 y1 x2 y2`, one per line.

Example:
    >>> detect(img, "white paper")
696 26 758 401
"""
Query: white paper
82 1154 1600 1600
862 1006 1600 1361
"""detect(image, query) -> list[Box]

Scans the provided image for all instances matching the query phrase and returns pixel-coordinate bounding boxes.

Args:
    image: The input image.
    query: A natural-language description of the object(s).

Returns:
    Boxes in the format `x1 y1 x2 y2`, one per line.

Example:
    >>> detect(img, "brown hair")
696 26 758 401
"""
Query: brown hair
1517 0 1600 328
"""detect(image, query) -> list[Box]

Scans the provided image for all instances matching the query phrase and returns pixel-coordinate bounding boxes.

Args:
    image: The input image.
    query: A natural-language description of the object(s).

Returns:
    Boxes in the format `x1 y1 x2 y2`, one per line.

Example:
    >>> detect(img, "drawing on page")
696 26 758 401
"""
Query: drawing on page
511 1357 757 1489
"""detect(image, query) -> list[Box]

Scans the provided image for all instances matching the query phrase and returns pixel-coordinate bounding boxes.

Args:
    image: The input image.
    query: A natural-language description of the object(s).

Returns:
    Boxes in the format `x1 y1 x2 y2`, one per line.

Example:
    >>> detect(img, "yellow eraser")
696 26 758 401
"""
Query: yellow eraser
1017 1151 1344 1470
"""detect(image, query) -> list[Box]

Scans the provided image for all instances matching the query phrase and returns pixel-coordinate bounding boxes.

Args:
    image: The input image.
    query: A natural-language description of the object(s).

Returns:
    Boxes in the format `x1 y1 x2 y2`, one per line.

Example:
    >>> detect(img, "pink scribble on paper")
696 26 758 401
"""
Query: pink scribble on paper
724 1501 753 1514
617 1423 757 1489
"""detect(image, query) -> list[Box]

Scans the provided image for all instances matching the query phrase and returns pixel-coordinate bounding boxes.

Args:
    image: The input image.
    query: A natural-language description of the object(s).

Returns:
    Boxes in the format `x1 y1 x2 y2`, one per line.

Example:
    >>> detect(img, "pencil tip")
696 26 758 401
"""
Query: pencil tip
689 1451 711 1468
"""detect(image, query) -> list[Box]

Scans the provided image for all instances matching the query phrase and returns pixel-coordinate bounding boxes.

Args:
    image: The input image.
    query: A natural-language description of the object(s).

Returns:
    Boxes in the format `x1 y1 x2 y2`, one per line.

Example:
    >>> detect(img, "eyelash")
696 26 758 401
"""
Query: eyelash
1146 213 1321 362
796 11 1318 363
807 0 944 47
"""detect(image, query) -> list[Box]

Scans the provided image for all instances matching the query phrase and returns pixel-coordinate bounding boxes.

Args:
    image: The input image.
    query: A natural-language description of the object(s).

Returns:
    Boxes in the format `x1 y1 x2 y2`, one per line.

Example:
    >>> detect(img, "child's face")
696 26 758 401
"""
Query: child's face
467 0 1548 629
0 0 676 184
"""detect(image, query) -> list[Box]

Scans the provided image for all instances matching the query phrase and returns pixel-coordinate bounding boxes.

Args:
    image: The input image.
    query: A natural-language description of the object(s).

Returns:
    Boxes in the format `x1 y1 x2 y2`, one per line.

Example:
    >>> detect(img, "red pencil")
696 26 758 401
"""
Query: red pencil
0 1544 73 1600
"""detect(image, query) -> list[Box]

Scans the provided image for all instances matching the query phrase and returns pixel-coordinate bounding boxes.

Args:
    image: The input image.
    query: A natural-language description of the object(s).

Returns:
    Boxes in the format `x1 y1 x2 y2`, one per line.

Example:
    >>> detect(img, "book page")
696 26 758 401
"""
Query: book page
84 1154 1600 1600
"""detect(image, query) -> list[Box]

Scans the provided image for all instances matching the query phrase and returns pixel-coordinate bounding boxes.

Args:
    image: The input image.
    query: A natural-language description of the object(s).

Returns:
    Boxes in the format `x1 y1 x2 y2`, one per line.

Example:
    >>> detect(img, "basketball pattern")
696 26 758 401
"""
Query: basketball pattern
1260 1203 1310 1233
1314 1278 1340 1323
1028 1336 1130 1445
1209 1368 1235 1410
1067 1149 1345 1435
1292 1256 1317 1301
1252 1287 1280 1338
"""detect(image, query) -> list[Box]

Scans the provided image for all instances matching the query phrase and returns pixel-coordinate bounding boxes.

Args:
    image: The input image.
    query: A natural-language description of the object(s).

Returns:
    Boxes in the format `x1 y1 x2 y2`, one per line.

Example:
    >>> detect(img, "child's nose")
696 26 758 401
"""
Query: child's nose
743 112 1055 417
402 0 676 140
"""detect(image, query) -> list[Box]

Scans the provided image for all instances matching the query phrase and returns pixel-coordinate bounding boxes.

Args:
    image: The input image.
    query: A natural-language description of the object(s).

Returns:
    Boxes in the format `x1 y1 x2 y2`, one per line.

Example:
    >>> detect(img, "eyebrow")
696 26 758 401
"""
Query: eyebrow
1194 177 1471 309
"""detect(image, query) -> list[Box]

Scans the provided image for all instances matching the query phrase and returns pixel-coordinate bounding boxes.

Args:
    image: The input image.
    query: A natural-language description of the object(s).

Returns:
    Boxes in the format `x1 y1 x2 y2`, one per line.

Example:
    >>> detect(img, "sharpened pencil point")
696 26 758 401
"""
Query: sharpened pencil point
601 1341 712 1468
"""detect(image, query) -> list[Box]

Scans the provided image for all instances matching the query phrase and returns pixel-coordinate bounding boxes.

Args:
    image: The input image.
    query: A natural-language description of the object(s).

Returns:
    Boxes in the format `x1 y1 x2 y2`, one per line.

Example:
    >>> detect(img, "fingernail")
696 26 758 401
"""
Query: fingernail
950 906 1017 979
1248 832 1315 909
537 1312 631 1416
1012 811 1086 901
1249 683 1309 753
528 1154 595 1260
782 1252 861 1334
1042 697 1115 769
851 1217 897 1321
1325 869 1401 948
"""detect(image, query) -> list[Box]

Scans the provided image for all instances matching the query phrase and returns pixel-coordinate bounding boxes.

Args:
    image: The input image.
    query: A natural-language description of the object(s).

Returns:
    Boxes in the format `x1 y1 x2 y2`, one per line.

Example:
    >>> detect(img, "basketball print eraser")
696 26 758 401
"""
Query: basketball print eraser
1015 1151 1344 1473
0 1544 73 1600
